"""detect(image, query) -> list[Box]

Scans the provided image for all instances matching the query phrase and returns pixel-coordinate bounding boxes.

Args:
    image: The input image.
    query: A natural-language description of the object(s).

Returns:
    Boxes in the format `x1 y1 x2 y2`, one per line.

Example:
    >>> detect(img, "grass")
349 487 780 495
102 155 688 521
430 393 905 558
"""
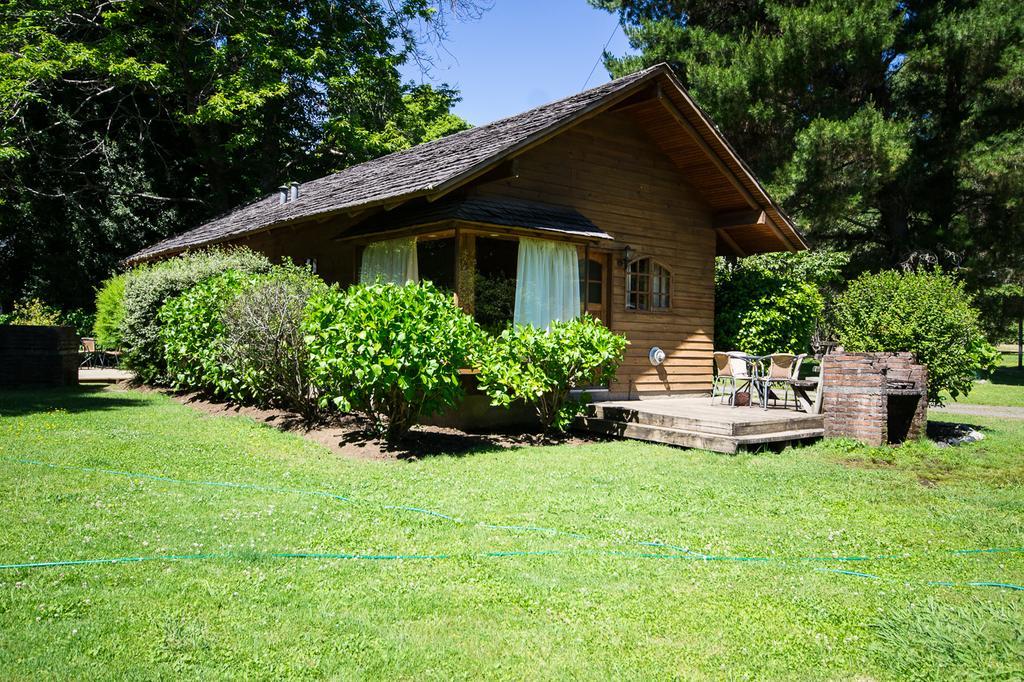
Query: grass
946 352 1024 409
1 386 1023 679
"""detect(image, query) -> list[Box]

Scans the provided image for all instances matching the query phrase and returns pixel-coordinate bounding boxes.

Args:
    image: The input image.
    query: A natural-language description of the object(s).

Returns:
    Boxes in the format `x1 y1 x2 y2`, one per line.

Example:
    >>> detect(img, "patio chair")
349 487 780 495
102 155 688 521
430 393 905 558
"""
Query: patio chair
79 337 98 368
711 352 733 404
101 345 122 367
712 352 753 405
756 353 797 409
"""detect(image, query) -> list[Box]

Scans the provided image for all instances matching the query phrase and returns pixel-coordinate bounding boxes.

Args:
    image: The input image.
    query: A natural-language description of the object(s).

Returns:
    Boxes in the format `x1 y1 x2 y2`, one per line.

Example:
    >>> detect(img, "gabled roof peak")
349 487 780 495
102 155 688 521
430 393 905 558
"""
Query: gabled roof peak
127 62 804 263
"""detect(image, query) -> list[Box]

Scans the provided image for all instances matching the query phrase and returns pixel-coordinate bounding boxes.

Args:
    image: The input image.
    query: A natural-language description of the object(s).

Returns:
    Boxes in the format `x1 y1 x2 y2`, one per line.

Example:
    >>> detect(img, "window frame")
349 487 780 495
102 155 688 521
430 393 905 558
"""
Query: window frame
625 257 672 312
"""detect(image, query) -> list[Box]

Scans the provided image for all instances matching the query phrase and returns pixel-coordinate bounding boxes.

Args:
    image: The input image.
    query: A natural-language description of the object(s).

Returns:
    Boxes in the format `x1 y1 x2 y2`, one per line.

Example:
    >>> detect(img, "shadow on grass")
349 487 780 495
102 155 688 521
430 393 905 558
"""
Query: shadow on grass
338 427 586 461
0 385 148 418
926 419 990 440
989 365 1024 387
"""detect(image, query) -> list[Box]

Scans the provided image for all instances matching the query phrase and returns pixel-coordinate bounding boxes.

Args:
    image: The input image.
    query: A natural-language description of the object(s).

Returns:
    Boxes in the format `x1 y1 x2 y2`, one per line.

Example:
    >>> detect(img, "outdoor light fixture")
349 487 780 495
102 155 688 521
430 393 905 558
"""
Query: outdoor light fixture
619 245 636 267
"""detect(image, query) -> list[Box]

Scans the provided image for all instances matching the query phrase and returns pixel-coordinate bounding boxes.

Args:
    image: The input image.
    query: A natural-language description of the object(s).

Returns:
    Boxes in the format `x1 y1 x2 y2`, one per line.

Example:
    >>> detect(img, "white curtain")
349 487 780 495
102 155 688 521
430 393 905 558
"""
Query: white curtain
513 238 581 329
359 236 419 285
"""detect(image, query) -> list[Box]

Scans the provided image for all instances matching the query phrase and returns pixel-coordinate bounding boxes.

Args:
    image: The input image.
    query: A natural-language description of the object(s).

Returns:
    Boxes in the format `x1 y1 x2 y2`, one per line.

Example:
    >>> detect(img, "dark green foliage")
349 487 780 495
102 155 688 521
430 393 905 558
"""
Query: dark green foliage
476 316 629 434
93 274 127 348
714 252 836 356
158 270 250 397
595 0 1024 322
221 266 328 422
121 249 272 384
59 309 95 339
0 0 473 312
304 281 483 440
473 271 517 336
833 269 999 402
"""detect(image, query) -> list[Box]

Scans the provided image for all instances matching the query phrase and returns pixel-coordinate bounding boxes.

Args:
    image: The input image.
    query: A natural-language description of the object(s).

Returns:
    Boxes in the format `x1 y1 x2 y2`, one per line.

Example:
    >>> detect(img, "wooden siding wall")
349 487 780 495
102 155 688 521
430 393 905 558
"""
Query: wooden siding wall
233 218 359 285
472 111 717 396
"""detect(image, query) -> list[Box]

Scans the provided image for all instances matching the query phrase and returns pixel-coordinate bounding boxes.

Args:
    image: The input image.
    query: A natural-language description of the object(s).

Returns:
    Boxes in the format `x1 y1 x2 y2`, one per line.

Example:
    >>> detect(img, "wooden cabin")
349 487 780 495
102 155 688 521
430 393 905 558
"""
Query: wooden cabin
128 63 806 401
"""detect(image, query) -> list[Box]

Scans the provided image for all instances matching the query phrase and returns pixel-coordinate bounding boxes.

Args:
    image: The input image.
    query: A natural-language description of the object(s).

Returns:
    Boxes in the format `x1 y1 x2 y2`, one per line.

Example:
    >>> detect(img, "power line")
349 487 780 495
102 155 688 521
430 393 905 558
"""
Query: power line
582 20 621 90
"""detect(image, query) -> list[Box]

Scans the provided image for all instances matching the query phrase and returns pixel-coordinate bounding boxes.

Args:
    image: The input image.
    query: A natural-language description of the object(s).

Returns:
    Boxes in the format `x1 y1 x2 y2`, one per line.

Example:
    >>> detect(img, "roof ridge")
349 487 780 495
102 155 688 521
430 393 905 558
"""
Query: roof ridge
294 63 667 192
126 63 670 263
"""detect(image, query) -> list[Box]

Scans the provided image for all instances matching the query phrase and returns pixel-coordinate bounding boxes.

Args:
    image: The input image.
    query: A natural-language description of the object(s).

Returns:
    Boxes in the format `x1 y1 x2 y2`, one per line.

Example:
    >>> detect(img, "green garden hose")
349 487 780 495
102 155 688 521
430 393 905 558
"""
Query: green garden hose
2 457 1022 592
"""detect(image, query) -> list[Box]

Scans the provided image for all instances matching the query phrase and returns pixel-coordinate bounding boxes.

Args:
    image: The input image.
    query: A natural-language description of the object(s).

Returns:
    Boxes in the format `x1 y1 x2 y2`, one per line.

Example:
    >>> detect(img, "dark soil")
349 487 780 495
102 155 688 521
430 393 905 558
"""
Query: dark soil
132 384 601 460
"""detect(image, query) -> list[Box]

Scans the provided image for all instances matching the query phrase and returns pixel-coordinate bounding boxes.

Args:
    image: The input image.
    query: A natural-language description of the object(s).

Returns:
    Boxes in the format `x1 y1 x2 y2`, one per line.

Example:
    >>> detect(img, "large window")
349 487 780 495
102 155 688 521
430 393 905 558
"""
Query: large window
626 258 671 311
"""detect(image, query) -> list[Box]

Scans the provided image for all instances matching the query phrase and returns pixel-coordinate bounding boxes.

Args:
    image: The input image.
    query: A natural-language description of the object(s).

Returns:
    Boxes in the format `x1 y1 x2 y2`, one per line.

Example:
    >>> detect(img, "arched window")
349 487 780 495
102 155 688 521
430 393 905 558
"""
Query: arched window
626 258 671 311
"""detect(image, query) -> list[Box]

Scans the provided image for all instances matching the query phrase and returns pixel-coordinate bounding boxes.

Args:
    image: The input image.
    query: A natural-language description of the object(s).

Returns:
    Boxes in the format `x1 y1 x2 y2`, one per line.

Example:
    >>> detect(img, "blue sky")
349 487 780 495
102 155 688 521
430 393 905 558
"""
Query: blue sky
399 2 633 126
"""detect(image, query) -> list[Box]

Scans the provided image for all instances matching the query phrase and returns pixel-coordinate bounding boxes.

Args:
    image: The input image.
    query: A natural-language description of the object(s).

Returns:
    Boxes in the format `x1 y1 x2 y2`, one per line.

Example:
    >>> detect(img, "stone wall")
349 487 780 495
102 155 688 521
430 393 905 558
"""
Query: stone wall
0 325 79 387
821 352 928 446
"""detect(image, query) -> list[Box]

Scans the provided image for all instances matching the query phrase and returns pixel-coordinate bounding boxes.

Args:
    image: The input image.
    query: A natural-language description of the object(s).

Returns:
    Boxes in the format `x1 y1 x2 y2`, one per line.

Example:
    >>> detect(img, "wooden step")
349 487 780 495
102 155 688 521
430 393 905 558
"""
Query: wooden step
575 417 824 454
589 404 734 435
576 417 742 453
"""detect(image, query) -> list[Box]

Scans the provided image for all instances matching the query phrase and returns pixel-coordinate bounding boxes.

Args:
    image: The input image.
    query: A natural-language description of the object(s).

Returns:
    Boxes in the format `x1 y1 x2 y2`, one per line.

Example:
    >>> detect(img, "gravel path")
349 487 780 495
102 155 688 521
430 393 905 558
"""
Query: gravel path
931 403 1024 420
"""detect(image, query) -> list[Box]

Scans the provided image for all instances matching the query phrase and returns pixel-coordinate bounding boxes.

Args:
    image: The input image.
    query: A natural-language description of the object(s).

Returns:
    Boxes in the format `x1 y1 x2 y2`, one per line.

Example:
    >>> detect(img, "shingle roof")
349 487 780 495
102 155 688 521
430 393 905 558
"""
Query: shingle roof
344 195 613 241
126 65 664 263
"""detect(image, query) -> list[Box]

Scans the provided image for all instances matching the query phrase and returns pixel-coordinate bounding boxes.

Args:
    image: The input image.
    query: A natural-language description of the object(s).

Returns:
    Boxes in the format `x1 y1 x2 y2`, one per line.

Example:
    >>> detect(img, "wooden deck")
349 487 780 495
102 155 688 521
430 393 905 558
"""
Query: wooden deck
576 397 824 454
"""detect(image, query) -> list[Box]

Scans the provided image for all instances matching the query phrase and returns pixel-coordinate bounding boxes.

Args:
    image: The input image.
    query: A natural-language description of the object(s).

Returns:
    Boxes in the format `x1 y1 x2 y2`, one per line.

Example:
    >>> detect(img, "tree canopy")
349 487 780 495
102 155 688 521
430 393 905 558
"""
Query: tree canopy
594 0 1024 334
0 0 474 310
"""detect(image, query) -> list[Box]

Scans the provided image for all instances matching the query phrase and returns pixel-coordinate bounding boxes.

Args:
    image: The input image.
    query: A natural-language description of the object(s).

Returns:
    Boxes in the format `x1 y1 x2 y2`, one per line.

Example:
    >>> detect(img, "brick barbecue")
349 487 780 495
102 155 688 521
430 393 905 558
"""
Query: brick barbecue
0 325 79 387
821 352 928 446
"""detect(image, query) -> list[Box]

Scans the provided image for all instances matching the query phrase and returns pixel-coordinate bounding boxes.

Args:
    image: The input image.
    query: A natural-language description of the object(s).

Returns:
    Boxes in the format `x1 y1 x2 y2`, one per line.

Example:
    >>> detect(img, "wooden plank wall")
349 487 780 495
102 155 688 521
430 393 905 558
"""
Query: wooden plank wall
234 219 359 285
472 111 717 397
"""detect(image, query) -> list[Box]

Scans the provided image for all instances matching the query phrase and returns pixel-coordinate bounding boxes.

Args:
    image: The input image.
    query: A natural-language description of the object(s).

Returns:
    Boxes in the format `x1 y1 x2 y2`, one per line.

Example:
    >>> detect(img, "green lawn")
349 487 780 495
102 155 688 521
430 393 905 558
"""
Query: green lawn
2 387 1023 679
947 352 1024 408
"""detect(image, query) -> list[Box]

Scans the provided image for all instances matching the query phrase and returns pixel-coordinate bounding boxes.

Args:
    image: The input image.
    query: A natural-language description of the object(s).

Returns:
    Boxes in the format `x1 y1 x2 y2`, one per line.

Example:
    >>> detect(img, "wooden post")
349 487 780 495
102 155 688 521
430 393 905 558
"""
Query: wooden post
455 230 476 315
1018 315 1022 369
583 244 590 315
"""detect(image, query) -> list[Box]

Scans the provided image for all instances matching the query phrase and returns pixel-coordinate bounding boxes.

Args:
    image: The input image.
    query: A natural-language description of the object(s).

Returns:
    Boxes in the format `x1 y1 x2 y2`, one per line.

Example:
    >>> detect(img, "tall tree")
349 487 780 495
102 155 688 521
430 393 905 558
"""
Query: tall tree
0 0 475 310
593 0 1024 332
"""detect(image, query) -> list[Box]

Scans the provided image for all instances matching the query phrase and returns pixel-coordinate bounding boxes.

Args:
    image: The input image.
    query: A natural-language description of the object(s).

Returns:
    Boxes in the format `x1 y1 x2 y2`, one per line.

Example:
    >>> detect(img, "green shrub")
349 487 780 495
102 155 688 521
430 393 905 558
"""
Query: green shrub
304 281 482 441
476 316 628 434
158 270 249 396
121 248 271 384
94 274 127 348
833 268 999 402
715 259 824 356
59 309 95 338
221 265 328 422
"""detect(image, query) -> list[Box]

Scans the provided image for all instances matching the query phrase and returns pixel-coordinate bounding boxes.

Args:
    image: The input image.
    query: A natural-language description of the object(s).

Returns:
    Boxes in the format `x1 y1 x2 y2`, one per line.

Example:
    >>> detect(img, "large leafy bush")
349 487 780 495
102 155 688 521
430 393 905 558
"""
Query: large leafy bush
221 265 327 422
304 281 482 440
121 248 271 384
93 274 127 347
833 269 999 402
158 270 249 396
476 316 628 434
60 309 95 338
715 262 824 356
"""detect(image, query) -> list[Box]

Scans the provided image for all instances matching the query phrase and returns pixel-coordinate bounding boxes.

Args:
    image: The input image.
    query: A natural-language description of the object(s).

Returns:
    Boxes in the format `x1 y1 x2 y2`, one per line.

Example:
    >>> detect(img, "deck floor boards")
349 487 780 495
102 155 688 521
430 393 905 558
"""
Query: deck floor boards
576 397 824 453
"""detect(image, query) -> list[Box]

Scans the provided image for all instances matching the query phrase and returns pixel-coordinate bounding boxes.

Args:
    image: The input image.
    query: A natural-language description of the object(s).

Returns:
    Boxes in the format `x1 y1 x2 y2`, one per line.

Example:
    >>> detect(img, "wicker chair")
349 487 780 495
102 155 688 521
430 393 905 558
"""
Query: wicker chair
79 337 98 368
757 353 797 409
712 352 753 405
